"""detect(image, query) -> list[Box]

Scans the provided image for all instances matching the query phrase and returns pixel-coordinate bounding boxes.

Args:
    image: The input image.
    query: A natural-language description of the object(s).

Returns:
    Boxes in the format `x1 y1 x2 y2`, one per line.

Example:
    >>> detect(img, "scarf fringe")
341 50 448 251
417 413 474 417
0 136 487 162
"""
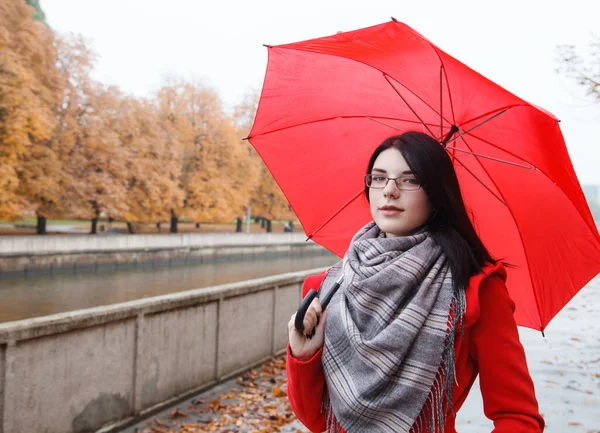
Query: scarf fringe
322 288 466 433
322 390 344 433
410 289 466 433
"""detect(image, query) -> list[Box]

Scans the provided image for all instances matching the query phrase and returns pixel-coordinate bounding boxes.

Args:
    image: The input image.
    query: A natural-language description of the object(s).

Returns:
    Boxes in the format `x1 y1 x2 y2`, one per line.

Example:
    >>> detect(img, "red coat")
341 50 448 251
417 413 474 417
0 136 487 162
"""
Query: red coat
286 262 545 432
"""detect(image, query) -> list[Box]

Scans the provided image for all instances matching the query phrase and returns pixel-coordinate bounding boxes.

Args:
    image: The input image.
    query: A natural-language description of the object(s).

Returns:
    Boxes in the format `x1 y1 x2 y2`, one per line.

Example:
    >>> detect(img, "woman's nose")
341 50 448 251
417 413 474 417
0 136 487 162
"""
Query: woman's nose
383 179 400 197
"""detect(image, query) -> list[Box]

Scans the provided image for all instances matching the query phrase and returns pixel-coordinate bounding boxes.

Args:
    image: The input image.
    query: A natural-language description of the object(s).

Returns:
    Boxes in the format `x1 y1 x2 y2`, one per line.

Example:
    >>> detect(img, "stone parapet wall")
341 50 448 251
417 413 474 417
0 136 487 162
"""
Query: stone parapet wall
0 233 319 275
0 268 323 433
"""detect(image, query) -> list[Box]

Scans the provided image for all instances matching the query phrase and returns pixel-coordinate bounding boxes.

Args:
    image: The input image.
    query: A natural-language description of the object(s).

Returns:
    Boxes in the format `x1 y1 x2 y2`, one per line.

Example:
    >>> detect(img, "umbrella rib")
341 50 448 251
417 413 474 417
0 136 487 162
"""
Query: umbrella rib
415 33 458 132
249 115 436 140
444 146 534 170
424 38 533 137
366 116 439 131
465 132 600 241
269 45 455 132
441 64 457 125
445 108 512 145
383 74 437 138
439 67 443 139
462 104 530 128
306 189 365 241
461 132 541 169
427 34 531 146
457 135 544 331
451 156 507 206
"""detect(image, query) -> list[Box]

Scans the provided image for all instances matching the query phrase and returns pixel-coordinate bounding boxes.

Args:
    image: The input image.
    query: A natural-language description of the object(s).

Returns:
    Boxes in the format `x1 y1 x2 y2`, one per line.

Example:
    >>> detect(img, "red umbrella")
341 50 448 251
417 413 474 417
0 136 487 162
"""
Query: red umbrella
248 19 600 331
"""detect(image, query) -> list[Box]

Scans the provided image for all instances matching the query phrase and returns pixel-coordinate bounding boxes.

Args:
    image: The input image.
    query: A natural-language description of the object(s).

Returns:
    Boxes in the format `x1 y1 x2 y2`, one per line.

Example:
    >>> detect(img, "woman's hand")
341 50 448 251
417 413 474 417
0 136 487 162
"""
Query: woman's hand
288 298 326 361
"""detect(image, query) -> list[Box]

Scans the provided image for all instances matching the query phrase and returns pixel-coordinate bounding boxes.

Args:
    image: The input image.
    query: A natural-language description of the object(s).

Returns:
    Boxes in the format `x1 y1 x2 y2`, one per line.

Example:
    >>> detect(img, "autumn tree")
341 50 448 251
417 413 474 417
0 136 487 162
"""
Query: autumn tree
1 2 292 234
180 82 251 227
47 35 125 233
156 80 249 232
144 100 185 231
155 80 195 232
235 89 297 232
0 0 64 232
229 89 263 231
61 79 183 234
59 80 131 233
25 0 46 23
117 94 183 232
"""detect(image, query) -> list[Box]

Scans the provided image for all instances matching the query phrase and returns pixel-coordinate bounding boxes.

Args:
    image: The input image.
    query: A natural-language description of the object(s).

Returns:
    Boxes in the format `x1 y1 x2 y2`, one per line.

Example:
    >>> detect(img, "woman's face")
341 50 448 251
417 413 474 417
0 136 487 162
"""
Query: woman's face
368 148 433 238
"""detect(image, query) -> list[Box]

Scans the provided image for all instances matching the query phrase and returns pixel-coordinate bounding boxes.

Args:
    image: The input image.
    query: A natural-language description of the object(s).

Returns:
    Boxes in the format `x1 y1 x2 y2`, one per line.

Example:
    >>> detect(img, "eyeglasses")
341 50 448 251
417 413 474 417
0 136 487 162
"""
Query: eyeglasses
364 174 422 191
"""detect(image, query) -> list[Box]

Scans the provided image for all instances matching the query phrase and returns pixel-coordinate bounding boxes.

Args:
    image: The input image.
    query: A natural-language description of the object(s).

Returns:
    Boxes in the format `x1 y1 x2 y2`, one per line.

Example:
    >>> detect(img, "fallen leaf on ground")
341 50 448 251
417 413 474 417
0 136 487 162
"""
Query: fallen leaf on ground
141 356 309 432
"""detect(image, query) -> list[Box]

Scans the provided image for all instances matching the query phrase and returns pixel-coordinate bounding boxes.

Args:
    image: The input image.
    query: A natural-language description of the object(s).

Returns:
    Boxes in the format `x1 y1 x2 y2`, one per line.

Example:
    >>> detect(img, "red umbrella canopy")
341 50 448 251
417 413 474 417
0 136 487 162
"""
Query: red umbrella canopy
248 19 600 331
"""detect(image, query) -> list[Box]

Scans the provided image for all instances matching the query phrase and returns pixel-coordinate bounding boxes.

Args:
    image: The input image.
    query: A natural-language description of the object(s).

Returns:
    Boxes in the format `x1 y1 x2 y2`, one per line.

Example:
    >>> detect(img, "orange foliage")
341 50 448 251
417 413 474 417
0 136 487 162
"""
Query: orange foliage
50 37 133 222
234 90 296 222
0 4 294 227
156 80 251 224
136 356 309 433
0 0 61 220
119 94 184 224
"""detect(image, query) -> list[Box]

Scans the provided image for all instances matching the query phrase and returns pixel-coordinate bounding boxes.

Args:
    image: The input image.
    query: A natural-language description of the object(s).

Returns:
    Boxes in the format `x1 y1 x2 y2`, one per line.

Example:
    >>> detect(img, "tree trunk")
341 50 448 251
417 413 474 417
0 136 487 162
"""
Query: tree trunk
289 220 294 232
36 216 47 235
126 222 135 234
156 222 161 232
236 217 243 232
261 218 265 229
170 210 178 233
89 202 100 235
266 219 272 233
90 217 98 234
195 222 200 229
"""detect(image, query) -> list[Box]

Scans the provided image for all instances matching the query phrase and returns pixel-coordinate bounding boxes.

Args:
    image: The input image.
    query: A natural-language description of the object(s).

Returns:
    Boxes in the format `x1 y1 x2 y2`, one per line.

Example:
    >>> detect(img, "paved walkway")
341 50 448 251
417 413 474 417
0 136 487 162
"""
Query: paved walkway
123 275 600 433
0 223 88 233
123 356 309 433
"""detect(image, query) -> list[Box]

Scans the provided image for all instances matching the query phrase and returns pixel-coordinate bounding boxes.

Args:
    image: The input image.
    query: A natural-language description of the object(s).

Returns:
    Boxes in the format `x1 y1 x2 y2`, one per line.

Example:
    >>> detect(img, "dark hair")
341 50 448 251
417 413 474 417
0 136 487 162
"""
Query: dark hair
365 131 496 291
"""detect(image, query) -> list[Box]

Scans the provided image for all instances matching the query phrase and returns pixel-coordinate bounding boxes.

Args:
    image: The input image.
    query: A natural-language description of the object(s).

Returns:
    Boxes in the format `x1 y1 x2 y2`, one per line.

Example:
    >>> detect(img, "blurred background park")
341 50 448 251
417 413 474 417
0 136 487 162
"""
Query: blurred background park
1 0 297 238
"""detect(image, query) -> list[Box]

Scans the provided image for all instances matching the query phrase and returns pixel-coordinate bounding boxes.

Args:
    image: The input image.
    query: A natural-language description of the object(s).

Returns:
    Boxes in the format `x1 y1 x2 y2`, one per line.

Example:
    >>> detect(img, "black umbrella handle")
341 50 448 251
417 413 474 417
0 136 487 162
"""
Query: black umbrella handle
320 277 342 309
294 275 343 335
294 289 318 334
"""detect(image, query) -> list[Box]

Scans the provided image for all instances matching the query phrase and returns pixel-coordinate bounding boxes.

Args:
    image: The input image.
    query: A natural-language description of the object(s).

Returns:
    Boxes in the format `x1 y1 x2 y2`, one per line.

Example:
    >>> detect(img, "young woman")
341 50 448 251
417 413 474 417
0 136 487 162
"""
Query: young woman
286 131 544 433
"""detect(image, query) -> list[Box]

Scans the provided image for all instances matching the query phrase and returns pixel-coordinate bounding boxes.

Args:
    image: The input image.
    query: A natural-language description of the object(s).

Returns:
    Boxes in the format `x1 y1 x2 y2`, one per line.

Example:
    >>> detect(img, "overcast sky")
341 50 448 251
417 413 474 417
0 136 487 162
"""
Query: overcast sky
43 0 600 184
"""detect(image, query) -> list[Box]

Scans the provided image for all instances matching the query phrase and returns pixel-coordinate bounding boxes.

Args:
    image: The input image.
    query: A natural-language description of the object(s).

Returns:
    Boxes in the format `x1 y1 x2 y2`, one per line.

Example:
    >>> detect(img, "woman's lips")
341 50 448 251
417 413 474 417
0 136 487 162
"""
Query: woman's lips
379 206 403 216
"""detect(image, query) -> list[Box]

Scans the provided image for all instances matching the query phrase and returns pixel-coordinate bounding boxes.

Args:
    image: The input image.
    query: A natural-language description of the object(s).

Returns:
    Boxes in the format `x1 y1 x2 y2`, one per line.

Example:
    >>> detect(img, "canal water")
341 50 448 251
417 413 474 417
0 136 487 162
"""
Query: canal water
0 251 339 323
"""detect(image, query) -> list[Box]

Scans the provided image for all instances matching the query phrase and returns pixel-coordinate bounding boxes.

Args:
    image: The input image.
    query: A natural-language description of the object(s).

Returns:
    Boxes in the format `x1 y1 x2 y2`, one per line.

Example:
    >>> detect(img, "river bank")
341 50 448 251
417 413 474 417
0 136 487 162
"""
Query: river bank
0 232 319 275
0 250 338 323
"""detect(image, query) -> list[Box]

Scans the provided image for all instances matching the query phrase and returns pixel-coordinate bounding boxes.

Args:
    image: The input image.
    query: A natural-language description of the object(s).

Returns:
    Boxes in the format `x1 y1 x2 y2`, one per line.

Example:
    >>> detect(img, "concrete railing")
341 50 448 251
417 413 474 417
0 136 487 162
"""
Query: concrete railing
0 267 326 433
0 233 307 255
0 233 317 275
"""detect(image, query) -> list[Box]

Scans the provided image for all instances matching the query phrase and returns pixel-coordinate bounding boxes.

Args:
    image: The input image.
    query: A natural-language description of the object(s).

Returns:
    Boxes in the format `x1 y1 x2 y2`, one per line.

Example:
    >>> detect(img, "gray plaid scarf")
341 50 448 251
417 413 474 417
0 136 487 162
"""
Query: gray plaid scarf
320 221 465 433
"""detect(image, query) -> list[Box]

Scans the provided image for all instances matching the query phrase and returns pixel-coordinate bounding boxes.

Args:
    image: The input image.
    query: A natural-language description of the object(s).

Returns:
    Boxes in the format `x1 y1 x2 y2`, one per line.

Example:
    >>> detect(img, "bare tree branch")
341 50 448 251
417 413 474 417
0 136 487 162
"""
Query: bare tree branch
556 34 600 101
